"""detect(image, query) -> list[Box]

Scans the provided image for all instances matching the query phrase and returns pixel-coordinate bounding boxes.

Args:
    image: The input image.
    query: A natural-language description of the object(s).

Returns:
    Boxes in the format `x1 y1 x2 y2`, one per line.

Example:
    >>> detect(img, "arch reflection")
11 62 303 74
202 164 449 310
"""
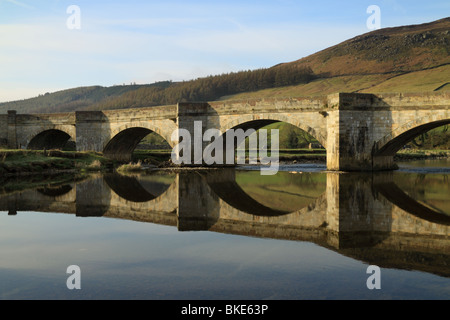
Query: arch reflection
104 173 175 203
37 185 73 197
0 168 448 278
375 181 450 226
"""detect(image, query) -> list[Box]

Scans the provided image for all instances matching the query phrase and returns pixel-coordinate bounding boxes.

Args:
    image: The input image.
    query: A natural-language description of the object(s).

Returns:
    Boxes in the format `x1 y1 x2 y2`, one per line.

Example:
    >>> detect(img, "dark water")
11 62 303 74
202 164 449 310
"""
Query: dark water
0 160 449 300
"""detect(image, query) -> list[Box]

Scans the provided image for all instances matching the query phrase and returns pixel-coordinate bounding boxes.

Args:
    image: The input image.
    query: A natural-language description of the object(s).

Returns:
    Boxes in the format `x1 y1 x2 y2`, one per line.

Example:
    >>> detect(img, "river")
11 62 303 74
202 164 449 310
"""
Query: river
0 160 448 300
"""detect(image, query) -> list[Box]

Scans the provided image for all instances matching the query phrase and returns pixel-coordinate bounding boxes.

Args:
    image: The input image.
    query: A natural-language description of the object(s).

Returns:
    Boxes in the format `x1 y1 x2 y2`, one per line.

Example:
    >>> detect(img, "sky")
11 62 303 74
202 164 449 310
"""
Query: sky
0 0 448 102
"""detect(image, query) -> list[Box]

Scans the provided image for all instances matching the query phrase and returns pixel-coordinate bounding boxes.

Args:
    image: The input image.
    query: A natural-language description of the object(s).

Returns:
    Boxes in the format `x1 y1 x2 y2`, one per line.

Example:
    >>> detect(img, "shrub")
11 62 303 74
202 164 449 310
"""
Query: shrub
117 161 143 172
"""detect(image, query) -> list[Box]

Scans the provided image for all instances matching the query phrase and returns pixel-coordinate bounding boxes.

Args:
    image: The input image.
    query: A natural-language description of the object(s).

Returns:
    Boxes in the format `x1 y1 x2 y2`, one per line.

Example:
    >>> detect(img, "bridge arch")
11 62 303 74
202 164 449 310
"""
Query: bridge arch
220 114 327 148
27 127 76 150
374 116 450 156
103 121 176 162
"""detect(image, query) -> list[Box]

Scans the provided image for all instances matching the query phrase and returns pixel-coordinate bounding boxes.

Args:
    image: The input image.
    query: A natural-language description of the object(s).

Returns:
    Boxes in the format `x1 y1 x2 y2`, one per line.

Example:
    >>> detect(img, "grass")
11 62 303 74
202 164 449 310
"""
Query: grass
0 149 112 175
0 143 446 177
116 160 144 173
396 149 449 160
362 65 450 93
220 74 394 100
220 68 450 101
132 149 172 165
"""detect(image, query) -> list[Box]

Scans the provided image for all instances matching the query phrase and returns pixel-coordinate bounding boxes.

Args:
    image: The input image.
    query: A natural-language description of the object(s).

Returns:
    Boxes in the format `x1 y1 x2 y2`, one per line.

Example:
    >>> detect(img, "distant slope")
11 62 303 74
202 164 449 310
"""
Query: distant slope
0 82 172 114
1 17 449 113
287 17 450 76
222 64 450 101
224 17 450 100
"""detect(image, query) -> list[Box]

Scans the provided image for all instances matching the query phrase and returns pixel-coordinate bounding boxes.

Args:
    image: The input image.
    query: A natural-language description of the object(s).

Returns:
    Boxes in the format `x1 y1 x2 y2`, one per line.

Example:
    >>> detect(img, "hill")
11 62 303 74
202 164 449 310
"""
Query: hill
0 82 173 114
224 17 450 100
1 17 449 114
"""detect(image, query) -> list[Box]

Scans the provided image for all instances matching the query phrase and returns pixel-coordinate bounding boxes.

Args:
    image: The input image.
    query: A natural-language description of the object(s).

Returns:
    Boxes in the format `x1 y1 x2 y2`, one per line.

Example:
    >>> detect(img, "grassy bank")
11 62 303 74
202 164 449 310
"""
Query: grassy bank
395 149 450 161
0 149 113 176
132 149 172 165
0 147 448 177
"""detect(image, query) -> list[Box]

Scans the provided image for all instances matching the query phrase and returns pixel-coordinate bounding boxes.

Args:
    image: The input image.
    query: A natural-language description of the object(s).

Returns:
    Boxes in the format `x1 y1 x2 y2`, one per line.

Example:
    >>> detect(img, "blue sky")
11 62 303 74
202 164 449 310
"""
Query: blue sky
0 0 448 102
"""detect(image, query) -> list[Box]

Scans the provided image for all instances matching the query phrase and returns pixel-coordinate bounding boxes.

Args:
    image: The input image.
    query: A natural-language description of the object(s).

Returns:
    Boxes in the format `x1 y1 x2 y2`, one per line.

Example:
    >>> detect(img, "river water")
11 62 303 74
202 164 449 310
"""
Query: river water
0 160 449 300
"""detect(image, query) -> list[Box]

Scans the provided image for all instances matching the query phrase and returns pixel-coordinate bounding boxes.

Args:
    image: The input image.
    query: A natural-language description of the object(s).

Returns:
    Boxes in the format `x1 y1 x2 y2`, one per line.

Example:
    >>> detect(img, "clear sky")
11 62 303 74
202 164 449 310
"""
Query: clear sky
0 0 448 102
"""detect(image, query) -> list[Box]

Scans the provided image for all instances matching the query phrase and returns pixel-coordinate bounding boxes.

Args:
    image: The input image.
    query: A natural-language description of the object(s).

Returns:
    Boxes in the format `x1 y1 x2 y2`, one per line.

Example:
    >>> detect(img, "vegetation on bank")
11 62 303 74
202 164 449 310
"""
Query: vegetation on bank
116 161 145 173
395 149 450 160
0 150 112 176
0 145 448 177
0 149 174 176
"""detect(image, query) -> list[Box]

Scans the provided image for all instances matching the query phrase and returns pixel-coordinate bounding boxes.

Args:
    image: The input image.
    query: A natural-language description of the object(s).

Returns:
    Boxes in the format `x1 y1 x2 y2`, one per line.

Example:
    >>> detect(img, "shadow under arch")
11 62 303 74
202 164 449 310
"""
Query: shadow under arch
103 127 171 162
220 114 327 149
104 173 175 203
215 118 326 172
37 185 73 197
28 129 73 150
374 119 450 156
375 181 450 226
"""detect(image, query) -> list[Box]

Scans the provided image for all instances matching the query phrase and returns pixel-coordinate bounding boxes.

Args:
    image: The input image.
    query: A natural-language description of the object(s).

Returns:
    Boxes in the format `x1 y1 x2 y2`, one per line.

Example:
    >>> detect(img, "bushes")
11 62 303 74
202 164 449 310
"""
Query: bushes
116 161 144 173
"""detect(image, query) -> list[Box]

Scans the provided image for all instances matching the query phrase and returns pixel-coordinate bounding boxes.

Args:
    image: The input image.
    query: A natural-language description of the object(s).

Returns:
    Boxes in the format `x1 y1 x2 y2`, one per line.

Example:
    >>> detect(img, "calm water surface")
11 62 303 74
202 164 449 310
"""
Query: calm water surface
0 160 449 300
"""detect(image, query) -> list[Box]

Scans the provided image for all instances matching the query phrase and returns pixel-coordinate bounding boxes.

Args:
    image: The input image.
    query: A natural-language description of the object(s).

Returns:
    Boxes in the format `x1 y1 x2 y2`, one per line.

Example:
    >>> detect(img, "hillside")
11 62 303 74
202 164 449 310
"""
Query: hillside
291 17 450 76
0 82 173 114
1 17 449 114
224 17 450 100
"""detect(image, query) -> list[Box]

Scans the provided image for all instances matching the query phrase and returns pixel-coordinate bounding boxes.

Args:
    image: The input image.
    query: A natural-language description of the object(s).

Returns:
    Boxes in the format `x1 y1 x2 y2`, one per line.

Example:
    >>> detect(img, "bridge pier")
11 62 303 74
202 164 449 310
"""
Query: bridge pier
326 93 398 171
76 176 111 217
177 171 220 231
7 110 18 149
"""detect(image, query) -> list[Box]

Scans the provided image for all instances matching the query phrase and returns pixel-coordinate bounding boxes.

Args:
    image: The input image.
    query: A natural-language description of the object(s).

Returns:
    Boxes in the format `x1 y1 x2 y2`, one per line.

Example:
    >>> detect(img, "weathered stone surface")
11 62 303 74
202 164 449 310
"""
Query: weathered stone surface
1 92 449 171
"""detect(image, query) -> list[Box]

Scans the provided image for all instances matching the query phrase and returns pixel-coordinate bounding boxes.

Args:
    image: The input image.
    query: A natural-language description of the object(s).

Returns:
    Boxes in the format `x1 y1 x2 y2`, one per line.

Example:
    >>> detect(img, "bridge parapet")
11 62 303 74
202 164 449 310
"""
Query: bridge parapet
103 104 177 120
209 96 328 115
1 92 448 171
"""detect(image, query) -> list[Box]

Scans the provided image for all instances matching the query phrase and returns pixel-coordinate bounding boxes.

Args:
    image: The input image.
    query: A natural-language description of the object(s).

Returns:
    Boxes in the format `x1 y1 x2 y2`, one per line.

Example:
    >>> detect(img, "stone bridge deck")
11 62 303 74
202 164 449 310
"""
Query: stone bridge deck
1 92 449 171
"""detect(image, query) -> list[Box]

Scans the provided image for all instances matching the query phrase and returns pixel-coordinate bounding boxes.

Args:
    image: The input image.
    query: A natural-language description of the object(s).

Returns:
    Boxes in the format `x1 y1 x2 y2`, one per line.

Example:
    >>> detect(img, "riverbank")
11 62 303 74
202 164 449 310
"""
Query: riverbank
0 150 113 176
0 148 448 176
395 149 450 161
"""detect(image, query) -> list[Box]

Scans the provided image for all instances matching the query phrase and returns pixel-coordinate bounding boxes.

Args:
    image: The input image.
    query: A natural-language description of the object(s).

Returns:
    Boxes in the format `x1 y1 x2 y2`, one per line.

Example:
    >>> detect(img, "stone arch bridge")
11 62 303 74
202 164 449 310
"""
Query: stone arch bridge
1 92 449 171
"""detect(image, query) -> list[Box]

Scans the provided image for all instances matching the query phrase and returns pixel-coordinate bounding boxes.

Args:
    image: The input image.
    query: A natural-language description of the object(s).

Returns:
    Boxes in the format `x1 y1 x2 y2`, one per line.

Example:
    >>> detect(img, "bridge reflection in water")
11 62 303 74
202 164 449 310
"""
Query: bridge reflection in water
0 169 449 278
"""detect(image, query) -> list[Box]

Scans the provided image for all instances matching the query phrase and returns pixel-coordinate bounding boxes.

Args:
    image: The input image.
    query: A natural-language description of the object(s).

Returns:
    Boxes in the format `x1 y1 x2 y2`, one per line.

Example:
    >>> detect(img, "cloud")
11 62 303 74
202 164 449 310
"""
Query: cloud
0 7 362 102
3 0 34 10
